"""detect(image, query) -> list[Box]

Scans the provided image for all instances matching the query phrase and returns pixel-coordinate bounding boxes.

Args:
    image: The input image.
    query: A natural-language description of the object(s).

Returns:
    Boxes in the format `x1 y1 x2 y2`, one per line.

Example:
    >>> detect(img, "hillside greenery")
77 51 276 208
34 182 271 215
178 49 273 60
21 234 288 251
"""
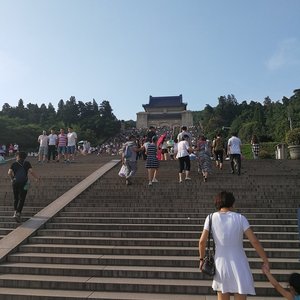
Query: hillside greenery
0 97 121 150
0 89 299 153
192 89 300 143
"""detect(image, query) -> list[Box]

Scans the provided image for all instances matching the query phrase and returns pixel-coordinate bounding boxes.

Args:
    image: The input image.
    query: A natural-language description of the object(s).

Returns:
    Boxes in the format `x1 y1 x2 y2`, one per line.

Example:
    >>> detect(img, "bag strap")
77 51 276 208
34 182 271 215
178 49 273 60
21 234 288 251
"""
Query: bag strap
17 161 24 168
206 213 215 253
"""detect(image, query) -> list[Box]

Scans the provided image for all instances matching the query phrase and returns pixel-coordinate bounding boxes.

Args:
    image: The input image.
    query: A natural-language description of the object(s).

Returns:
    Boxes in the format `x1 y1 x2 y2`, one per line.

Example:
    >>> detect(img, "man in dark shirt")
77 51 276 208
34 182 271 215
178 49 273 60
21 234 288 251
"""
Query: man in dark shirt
8 151 39 222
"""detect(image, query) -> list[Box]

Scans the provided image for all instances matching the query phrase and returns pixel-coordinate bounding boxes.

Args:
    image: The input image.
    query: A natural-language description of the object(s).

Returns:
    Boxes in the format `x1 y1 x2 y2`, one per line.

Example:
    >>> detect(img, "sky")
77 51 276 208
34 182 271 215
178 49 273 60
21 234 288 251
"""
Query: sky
0 0 300 121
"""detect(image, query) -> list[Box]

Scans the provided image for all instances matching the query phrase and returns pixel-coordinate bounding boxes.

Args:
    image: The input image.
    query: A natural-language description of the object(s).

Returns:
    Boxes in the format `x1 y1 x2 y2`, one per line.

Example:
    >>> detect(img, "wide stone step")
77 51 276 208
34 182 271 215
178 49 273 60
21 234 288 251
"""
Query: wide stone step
0 262 292 282
44 222 298 233
0 287 283 299
50 216 298 226
63 205 299 214
35 229 299 240
58 210 299 218
0 273 281 296
0 287 232 300
7 253 300 269
66 202 300 209
18 244 300 258
0 228 14 235
28 236 300 248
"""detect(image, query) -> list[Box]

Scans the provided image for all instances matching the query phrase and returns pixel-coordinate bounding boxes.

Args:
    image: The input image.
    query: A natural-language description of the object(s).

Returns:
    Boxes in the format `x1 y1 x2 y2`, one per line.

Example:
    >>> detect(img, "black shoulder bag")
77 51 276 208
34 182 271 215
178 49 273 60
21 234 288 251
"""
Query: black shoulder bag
202 213 216 276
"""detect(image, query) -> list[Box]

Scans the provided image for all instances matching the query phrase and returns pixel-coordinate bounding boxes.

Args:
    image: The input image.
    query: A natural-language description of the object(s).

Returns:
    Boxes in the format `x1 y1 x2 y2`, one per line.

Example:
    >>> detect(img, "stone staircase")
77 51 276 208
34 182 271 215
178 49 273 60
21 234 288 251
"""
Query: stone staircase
0 155 113 239
0 158 299 299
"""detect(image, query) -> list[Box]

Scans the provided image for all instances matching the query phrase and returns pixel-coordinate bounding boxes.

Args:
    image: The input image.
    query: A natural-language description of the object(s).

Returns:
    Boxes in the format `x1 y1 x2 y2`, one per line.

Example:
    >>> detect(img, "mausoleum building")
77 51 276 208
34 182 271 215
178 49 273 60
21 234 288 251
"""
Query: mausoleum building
136 95 193 129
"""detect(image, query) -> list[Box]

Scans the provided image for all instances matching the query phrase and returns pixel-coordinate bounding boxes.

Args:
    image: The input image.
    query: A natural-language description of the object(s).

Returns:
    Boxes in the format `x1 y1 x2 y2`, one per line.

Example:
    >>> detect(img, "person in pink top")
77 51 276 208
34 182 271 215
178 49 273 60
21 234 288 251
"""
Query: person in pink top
57 128 67 163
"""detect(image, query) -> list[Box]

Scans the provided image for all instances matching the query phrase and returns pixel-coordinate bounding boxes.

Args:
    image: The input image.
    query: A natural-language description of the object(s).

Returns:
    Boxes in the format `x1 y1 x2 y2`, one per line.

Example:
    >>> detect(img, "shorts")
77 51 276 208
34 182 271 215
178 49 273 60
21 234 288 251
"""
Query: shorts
38 146 48 156
67 145 76 154
58 146 66 154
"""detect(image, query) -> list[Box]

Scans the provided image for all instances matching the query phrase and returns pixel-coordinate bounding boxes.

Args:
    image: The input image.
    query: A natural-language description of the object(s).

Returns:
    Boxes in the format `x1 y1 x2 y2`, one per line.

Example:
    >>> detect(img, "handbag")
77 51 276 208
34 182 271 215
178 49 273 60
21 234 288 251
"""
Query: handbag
202 213 216 276
118 164 127 177
23 180 31 191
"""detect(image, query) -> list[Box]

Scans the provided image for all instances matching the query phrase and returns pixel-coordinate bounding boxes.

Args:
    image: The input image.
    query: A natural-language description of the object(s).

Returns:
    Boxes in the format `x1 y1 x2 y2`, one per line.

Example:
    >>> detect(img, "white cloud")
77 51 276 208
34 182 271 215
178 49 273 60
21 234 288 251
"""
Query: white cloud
266 38 300 71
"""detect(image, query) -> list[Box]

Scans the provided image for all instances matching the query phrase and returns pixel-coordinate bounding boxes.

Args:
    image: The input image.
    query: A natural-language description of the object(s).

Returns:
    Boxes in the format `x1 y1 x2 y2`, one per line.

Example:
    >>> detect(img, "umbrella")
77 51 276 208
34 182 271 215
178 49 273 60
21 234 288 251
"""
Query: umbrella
157 133 167 147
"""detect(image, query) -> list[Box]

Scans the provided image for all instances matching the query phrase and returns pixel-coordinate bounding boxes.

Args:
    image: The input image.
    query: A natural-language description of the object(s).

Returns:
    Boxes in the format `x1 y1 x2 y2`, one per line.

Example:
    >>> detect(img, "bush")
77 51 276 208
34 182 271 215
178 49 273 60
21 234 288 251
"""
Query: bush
285 128 300 145
259 149 273 159
242 142 277 159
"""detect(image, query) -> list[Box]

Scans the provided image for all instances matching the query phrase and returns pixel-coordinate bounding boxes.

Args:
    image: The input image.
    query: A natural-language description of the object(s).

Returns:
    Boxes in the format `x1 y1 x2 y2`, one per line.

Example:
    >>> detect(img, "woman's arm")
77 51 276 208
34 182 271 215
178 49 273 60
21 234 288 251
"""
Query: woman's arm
262 266 293 300
28 168 39 181
8 168 14 181
198 229 209 270
244 227 269 269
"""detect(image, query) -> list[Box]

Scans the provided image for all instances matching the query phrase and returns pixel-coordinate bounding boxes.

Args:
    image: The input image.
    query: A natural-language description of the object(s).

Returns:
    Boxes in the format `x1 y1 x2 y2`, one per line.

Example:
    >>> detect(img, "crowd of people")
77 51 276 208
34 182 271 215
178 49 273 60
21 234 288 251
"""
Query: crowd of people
0 143 19 158
119 125 245 186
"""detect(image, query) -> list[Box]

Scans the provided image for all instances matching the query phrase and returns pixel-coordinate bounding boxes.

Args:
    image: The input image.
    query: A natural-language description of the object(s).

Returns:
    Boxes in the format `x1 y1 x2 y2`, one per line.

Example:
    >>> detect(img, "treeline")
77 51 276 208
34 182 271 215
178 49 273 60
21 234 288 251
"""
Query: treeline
0 96 122 150
193 89 300 143
1 90 300 150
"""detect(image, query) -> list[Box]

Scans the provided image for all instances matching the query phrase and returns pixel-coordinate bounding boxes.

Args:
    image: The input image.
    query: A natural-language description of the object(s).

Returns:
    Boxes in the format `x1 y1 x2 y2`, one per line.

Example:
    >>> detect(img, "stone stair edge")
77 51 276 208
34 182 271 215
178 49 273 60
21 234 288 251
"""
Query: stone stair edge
0 160 120 262
0 287 284 299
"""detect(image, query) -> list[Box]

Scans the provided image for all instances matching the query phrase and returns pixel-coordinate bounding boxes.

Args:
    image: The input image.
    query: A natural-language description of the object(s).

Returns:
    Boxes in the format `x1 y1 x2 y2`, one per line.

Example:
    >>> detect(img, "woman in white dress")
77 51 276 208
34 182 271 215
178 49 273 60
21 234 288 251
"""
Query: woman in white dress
199 191 269 300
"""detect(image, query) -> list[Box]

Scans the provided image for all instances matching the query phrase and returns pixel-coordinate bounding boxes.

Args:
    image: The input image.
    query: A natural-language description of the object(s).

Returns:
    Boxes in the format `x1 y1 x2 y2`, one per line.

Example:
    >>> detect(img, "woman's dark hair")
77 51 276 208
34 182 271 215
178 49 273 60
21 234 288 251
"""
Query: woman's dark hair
152 135 158 143
16 151 27 160
214 191 235 210
289 273 300 294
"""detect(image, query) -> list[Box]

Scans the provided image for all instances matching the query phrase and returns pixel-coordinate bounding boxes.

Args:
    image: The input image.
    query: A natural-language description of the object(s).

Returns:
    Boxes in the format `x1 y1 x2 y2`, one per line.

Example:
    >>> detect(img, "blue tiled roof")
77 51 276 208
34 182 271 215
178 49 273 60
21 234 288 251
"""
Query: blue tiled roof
143 95 187 109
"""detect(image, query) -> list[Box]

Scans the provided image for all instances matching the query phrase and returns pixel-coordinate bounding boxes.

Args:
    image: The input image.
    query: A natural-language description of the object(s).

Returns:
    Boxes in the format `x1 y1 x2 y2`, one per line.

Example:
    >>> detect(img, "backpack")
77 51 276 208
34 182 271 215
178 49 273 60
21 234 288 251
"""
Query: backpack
14 162 28 184
214 138 223 151
123 145 132 159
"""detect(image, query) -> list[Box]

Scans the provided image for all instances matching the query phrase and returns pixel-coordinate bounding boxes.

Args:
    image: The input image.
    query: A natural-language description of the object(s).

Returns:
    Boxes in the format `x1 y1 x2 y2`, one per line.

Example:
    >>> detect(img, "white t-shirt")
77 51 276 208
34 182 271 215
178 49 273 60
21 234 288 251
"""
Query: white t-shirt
177 131 192 142
48 134 58 146
228 136 241 154
176 140 190 158
67 132 77 146
38 135 48 147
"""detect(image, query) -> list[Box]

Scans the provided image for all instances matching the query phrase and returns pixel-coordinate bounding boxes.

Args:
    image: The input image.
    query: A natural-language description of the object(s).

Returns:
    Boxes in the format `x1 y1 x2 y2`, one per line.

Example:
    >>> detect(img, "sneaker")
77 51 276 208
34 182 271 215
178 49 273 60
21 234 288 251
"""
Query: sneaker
179 180 183 183
12 211 17 218
148 181 152 186
152 178 158 183
15 212 21 223
185 177 192 181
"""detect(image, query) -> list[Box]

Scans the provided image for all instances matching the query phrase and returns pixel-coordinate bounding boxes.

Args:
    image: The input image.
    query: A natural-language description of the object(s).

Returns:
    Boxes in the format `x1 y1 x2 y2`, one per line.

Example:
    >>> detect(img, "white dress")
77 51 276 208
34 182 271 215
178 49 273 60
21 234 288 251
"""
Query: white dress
204 211 255 295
